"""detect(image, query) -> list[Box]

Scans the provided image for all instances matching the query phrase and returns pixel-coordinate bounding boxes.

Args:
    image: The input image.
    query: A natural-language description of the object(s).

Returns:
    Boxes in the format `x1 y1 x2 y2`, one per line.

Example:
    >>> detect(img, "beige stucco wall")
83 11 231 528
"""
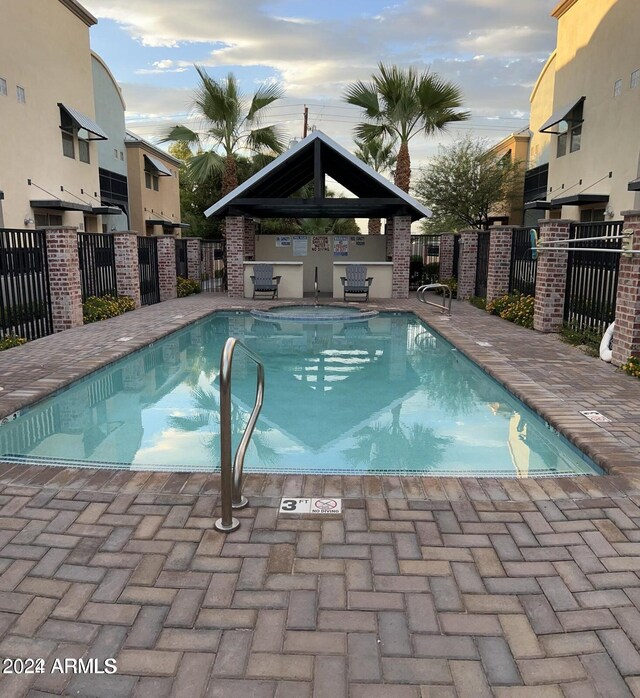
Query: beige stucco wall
0 0 102 230
535 0 640 217
528 51 557 170
125 142 182 236
488 133 531 225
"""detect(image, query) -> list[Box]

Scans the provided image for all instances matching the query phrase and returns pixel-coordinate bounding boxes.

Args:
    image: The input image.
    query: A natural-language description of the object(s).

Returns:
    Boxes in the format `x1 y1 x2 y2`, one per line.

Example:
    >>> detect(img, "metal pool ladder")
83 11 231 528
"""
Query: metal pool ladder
214 337 265 533
417 283 452 315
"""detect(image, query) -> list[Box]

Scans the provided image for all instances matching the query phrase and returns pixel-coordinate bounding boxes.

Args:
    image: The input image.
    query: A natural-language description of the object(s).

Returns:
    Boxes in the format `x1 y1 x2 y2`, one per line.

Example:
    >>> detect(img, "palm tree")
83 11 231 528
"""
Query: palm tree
344 63 470 192
162 66 287 196
353 135 397 234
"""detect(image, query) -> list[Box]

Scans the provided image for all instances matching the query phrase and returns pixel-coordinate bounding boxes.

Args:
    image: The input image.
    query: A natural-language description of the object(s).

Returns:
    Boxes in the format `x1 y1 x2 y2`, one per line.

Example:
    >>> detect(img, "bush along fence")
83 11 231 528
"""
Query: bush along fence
0 226 209 345
447 211 640 367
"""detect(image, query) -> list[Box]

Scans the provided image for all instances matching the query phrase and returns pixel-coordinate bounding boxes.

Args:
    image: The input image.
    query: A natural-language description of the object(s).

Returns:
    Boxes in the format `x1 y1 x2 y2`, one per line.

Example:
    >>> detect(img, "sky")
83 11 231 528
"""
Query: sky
84 0 560 174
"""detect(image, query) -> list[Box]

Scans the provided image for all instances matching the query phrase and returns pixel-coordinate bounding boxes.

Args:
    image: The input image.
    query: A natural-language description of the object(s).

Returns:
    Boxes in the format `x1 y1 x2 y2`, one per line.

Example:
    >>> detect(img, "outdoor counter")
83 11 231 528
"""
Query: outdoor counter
332 262 393 299
243 261 304 299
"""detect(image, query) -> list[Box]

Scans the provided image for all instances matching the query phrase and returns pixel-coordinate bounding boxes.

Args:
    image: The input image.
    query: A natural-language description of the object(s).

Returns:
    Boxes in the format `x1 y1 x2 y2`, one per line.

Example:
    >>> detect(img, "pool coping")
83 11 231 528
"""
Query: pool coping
0 294 637 489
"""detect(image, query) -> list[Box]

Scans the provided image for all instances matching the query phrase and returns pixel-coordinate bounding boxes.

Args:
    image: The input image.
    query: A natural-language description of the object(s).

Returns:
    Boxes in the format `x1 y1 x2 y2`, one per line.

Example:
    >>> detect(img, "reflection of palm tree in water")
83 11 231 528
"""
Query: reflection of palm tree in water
168 386 277 467
344 403 450 472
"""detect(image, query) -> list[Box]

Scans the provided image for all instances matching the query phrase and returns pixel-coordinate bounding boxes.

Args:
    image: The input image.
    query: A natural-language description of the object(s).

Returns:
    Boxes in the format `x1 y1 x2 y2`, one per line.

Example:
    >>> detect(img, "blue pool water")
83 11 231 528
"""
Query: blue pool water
0 312 600 477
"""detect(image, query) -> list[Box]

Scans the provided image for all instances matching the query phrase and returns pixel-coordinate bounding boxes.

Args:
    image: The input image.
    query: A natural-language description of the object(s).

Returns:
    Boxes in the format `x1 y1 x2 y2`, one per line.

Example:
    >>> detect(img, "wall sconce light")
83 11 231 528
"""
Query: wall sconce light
605 206 615 219
24 216 34 226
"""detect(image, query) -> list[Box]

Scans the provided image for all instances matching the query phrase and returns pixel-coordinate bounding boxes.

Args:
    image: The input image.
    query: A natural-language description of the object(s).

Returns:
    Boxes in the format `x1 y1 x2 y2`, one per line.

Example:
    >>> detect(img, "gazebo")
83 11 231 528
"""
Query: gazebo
204 131 431 299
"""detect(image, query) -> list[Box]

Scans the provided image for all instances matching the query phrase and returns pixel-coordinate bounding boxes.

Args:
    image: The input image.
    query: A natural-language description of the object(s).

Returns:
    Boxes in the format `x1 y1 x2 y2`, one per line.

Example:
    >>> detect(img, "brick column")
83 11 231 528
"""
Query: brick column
385 219 394 260
439 233 455 279
156 235 177 302
186 238 202 282
612 211 640 366
44 226 83 332
112 231 141 309
457 230 479 300
391 216 411 299
533 219 572 333
226 216 245 299
486 226 514 303
244 219 256 261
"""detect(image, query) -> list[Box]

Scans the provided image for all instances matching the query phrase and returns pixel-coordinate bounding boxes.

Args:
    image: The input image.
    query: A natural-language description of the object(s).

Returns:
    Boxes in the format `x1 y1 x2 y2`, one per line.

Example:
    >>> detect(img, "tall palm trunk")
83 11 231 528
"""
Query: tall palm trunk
221 154 238 197
394 141 411 193
368 218 382 235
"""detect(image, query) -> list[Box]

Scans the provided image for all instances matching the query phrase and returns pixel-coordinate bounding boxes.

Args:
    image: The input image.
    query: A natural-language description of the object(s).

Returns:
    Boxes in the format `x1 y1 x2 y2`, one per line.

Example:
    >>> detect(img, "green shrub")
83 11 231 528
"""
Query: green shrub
435 277 458 299
177 277 202 297
0 335 26 351
486 293 535 328
423 262 440 282
469 296 486 310
622 356 640 378
83 295 135 324
560 322 602 354
0 302 46 330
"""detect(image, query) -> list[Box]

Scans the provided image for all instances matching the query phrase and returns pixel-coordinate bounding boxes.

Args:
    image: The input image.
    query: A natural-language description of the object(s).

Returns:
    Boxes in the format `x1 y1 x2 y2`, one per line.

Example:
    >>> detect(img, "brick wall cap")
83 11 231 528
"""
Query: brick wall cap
460 229 481 235
539 219 577 226
41 226 79 232
108 230 139 236
489 225 515 231
621 210 640 217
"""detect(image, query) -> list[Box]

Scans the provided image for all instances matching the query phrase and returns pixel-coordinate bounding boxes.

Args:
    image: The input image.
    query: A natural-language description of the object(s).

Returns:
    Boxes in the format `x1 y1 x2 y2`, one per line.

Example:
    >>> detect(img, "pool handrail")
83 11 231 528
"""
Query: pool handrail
417 283 452 315
314 265 319 305
215 337 265 533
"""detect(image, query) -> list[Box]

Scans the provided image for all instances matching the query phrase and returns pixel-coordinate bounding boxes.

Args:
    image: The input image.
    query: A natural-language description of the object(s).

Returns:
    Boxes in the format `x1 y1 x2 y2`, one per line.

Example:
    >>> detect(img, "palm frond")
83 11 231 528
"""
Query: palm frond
245 125 288 154
343 81 382 119
187 151 225 184
159 125 201 146
168 412 211 432
247 82 286 122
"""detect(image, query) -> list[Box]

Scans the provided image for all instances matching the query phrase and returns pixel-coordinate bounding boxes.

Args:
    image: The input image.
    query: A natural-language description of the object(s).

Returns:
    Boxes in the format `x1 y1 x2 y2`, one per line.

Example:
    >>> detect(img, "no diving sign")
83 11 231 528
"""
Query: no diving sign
279 497 342 515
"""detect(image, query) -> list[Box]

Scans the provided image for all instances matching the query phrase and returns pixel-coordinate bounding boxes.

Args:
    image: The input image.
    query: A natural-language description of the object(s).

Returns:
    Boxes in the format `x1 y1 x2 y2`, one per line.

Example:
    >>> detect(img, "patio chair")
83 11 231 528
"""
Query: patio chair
341 264 373 302
251 264 282 300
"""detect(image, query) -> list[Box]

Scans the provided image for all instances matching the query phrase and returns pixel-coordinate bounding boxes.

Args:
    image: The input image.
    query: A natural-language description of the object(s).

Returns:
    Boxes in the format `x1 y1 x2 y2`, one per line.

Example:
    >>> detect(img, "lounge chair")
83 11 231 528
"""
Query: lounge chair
341 264 373 302
251 264 282 299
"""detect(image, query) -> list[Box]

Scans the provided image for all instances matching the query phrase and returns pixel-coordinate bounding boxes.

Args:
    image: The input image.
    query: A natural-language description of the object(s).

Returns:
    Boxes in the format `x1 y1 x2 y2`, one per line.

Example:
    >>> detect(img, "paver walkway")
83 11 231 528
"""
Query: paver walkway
0 294 638 695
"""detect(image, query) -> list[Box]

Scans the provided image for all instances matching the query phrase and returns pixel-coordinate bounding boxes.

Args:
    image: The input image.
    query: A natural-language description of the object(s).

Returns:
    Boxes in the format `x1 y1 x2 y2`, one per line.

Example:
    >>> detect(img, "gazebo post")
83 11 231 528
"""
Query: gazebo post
391 215 411 299
226 215 246 299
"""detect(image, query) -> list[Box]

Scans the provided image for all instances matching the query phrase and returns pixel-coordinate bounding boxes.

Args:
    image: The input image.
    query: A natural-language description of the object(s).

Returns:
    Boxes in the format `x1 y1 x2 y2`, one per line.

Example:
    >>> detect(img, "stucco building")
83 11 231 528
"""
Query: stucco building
524 0 640 223
486 128 531 226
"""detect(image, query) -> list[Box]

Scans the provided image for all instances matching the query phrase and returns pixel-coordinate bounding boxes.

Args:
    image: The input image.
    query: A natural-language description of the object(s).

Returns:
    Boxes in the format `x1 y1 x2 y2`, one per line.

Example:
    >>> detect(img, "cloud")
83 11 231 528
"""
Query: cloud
135 59 189 74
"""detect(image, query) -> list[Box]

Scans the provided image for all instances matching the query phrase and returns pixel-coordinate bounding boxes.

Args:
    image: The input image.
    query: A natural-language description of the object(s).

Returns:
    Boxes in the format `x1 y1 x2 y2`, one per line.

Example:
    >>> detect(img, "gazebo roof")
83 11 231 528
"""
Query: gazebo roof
204 130 431 222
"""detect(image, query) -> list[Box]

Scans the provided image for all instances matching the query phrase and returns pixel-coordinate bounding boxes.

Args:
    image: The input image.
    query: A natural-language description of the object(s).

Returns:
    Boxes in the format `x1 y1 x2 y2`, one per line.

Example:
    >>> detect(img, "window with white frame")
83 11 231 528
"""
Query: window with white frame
632 69 640 89
16 85 25 103
0 78 7 96
614 79 622 97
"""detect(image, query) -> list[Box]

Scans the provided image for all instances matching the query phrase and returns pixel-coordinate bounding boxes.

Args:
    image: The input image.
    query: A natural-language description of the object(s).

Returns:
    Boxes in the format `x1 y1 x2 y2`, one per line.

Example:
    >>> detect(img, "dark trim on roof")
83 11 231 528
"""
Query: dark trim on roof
59 0 97 26
144 154 172 177
58 103 108 140
92 206 122 216
30 199 92 212
125 131 182 167
539 96 585 134
524 200 553 211
146 219 168 226
172 223 191 229
629 178 640 192
549 193 609 208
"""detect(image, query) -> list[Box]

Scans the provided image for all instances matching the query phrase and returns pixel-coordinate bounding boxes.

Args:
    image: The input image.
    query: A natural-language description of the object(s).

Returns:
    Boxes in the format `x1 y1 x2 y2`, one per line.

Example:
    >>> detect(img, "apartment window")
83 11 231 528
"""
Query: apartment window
0 78 7 96
614 79 622 97
78 138 90 164
16 85 25 103
34 213 63 227
119 151 124 160
153 175 159 191
632 69 640 89
557 101 584 158
145 171 159 190
62 130 75 158
114 148 118 159
145 171 152 189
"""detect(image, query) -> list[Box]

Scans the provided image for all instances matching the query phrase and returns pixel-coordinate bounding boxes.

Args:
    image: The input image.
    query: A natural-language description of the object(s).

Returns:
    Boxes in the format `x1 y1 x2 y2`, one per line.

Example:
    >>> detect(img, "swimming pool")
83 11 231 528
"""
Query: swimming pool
0 312 600 477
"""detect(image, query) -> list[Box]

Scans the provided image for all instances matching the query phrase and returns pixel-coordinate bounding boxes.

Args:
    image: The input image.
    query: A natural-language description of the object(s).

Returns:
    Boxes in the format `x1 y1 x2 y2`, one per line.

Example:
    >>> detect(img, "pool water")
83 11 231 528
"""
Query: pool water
0 312 600 477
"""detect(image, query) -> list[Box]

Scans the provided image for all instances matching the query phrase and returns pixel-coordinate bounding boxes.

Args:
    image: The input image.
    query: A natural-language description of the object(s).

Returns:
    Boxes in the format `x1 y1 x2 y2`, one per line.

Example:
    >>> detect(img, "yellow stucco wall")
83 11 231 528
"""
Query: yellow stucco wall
528 51 556 170
0 0 102 230
125 142 182 236
534 0 640 217
488 133 531 225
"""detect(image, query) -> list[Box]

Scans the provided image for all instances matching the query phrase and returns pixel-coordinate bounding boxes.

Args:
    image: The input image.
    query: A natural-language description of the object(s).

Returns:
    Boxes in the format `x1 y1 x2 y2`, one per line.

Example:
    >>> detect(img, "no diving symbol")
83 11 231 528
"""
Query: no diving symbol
311 498 342 515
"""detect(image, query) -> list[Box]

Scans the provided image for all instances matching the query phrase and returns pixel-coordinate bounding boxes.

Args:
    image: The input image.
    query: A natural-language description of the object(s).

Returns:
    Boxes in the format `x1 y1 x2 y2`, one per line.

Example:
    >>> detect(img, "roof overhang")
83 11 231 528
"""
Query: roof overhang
59 0 97 26
172 223 191 229
92 206 123 216
144 154 172 177
524 200 553 211
146 219 168 226
58 103 108 140
628 178 640 192
30 199 92 212
549 194 609 209
539 96 585 134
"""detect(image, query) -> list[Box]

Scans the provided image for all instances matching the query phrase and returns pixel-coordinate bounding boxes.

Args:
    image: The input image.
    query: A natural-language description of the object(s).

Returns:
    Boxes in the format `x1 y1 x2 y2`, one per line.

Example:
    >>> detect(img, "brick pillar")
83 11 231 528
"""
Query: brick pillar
112 231 141 309
486 226 514 303
391 216 411 299
385 219 394 260
156 235 177 302
439 233 455 279
457 230 479 300
533 219 572 333
612 211 640 366
44 226 84 332
244 219 256 261
186 238 202 282
226 216 245 299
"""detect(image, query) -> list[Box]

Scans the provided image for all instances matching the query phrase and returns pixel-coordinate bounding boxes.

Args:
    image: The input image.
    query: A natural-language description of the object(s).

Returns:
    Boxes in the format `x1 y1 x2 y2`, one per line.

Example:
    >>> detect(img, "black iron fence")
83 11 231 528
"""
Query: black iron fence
175 238 188 278
77 233 117 301
137 236 160 305
452 235 460 279
509 227 538 297
201 240 226 291
0 228 53 340
564 221 623 333
410 235 440 288
475 232 490 298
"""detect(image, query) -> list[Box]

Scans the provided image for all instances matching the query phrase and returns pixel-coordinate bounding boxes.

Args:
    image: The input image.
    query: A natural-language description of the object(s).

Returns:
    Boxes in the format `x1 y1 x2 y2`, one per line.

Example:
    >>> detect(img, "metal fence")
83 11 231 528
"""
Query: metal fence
201 240 226 292
77 233 117 301
475 232 490 298
175 238 188 279
564 221 623 333
137 236 161 306
452 235 460 279
410 235 440 289
509 227 538 297
0 228 53 340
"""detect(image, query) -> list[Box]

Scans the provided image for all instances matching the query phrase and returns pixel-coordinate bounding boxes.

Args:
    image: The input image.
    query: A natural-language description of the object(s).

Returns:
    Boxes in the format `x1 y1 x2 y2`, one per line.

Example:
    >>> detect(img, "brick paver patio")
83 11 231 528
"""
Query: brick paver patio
0 294 639 696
